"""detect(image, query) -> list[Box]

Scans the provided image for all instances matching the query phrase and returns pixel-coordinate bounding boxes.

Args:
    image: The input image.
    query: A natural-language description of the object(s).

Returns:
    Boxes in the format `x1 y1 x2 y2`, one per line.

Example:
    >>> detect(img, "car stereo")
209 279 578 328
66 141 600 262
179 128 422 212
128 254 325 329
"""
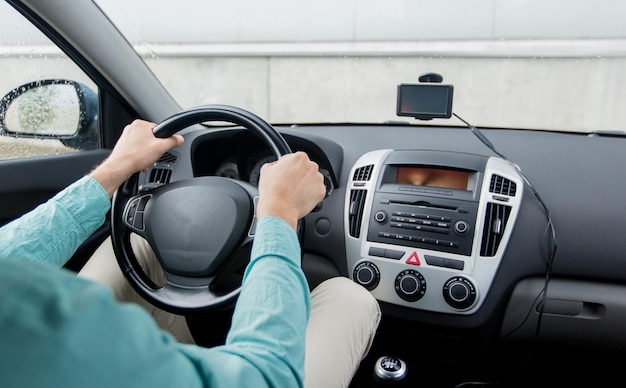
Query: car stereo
345 149 523 314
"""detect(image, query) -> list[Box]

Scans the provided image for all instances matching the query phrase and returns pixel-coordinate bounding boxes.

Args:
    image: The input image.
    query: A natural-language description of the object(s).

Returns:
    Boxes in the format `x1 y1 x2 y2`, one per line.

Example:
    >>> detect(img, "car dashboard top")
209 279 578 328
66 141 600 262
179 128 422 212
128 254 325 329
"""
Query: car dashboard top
139 123 626 331
190 129 342 189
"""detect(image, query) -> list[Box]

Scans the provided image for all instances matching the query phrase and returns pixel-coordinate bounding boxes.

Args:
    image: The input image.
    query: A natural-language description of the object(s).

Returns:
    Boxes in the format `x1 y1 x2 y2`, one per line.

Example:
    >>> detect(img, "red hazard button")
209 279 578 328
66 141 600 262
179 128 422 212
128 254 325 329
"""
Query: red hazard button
406 252 420 266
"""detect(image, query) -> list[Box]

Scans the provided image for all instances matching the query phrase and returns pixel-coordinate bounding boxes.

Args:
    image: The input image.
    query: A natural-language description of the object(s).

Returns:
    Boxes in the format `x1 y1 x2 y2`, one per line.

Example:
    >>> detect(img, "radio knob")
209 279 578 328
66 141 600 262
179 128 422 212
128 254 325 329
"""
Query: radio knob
374 211 387 223
394 269 426 302
353 261 380 291
454 220 470 235
443 276 477 310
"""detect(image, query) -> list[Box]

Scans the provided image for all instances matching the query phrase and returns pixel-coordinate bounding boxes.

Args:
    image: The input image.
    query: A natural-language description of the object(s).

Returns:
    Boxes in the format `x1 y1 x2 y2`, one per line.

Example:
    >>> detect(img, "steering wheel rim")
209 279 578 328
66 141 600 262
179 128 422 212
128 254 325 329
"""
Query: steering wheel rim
111 104 291 314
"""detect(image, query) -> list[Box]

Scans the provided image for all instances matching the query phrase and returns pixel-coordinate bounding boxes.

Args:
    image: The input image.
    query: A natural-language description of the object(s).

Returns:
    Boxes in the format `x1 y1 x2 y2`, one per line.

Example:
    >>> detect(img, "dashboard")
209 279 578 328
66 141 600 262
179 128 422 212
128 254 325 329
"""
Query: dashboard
140 122 626 348
189 129 340 188
189 132 527 315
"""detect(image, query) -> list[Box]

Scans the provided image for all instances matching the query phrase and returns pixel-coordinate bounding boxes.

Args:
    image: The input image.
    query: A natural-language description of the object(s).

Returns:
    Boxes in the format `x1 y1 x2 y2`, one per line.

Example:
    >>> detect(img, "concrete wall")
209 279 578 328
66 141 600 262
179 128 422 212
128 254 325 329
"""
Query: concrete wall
4 52 626 133
142 54 626 132
92 0 626 43
2 0 626 133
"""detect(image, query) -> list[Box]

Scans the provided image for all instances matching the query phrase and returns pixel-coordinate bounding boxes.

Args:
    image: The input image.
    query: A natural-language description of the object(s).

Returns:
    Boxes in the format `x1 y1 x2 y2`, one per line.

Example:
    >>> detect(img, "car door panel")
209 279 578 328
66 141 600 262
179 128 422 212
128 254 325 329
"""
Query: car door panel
0 150 110 225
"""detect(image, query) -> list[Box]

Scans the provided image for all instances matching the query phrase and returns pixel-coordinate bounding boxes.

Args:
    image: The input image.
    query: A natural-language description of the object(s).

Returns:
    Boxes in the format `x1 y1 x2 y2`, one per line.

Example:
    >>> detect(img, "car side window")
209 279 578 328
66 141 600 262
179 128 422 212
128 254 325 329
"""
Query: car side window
0 2 100 160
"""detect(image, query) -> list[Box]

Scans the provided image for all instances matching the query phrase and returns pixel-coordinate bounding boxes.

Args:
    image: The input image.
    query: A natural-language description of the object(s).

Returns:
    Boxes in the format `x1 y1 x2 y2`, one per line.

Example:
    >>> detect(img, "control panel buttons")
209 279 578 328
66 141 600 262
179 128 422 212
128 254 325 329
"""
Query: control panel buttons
124 194 152 231
368 247 405 260
353 261 380 291
424 254 464 270
368 196 477 255
394 269 426 302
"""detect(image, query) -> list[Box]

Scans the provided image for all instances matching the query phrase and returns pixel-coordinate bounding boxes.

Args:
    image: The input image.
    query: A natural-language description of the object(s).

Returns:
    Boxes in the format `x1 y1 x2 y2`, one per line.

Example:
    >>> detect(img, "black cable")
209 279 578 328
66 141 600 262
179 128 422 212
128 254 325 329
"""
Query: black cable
453 112 558 366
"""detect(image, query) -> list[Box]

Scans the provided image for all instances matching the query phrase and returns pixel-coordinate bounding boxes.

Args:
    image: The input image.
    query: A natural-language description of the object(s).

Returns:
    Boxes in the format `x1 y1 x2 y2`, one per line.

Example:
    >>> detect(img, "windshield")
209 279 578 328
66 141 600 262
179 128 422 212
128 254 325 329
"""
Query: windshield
94 0 626 133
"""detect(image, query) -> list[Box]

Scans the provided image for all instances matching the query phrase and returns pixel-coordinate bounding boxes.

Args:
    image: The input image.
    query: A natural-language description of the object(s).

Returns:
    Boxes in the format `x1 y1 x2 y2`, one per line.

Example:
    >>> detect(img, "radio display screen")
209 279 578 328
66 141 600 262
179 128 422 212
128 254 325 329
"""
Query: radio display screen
396 166 469 190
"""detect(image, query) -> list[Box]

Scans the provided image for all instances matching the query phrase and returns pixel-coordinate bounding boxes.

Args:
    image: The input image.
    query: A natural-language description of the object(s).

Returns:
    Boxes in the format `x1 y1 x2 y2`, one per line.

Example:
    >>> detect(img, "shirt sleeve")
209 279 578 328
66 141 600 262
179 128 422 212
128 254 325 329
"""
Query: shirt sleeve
0 214 310 388
0 175 110 267
177 215 311 387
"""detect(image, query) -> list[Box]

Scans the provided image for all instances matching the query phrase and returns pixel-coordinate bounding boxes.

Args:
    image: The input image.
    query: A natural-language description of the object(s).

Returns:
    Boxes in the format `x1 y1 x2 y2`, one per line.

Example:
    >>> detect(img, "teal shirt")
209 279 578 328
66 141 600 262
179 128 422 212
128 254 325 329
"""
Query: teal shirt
0 176 310 387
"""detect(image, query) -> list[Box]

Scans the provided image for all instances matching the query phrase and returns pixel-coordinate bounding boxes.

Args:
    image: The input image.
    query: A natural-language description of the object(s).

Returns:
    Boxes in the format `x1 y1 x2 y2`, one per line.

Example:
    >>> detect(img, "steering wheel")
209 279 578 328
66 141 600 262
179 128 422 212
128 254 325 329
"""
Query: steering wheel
111 105 291 314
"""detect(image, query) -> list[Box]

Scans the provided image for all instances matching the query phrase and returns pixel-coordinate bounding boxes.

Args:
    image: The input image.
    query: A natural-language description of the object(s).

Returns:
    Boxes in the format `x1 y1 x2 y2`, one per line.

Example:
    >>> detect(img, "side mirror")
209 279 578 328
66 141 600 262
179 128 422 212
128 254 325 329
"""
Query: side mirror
0 79 99 150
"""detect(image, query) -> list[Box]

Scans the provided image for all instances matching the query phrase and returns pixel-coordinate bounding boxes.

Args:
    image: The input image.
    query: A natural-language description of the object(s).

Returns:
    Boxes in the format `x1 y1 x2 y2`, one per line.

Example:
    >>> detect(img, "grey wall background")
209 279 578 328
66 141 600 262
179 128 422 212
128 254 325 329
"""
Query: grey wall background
96 0 626 43
2 0 626 132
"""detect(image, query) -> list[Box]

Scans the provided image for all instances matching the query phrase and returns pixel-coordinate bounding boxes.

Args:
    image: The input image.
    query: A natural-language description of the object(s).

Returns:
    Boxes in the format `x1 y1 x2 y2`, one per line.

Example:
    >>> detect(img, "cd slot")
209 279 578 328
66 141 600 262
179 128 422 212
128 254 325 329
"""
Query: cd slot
388 199 459 212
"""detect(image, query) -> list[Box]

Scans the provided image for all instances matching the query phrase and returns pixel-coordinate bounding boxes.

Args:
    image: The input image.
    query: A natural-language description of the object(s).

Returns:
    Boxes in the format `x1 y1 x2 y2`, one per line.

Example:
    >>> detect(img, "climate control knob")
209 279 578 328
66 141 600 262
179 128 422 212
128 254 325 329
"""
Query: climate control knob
443 276 477 310
394 269 426 302
353 261 380 291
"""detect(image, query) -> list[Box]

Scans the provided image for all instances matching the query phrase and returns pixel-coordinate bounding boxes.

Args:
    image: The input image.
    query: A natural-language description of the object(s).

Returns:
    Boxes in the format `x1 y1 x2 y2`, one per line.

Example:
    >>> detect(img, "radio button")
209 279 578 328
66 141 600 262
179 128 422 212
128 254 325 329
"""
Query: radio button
368 247 386 257
424 254 464 270
424 255 445 267
367 247 404 260
374 211 388 223
386 249 405 260
444 258 464 270
454 220 470 235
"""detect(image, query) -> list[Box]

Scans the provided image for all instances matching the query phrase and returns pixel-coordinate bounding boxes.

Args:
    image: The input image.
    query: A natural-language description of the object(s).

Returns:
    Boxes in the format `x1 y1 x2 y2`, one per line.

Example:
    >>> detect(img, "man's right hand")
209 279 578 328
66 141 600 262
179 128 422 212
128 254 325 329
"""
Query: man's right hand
255 152 326 231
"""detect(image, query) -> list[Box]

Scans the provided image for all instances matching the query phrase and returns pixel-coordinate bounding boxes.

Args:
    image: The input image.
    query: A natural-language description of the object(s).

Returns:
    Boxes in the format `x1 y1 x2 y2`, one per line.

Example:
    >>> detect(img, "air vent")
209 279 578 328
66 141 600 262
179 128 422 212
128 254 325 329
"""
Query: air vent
353 165 374 181
480 203 512 257
149 168 172 185
157 152 177 164
348 189 367 238
489 174 517 196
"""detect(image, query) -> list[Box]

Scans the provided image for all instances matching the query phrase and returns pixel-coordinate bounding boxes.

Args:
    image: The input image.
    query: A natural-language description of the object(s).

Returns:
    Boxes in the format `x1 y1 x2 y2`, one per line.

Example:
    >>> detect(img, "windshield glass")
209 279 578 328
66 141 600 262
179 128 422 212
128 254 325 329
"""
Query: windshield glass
94 0 626 133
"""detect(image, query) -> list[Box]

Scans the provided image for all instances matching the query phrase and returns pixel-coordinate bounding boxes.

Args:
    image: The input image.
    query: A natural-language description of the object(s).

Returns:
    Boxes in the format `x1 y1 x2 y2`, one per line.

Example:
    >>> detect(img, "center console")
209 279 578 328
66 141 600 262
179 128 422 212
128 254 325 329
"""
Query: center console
344 149 523 314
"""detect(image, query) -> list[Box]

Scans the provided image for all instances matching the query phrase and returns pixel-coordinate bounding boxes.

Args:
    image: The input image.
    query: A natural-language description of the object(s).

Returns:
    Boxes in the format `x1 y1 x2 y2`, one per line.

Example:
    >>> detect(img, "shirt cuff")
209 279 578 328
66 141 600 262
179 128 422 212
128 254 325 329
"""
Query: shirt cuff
55 175 111 229
250 216 301 266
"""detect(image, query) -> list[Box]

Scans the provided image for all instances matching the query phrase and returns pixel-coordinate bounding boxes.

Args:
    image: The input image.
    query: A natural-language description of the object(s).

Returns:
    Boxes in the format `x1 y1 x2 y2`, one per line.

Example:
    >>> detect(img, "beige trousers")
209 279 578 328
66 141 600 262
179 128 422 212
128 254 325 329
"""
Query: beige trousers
79 236 381 388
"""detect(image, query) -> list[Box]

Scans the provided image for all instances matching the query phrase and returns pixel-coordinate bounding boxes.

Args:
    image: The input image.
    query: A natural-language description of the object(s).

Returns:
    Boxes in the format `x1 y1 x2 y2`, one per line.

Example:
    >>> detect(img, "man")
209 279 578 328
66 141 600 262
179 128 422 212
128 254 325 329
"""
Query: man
0 119 380 387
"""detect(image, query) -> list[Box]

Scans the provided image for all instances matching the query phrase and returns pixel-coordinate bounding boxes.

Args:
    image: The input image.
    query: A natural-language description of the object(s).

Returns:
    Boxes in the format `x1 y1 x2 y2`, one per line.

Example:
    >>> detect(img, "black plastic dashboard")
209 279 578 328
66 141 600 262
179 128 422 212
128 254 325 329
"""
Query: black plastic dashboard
189 129 342 189
140 123 626 343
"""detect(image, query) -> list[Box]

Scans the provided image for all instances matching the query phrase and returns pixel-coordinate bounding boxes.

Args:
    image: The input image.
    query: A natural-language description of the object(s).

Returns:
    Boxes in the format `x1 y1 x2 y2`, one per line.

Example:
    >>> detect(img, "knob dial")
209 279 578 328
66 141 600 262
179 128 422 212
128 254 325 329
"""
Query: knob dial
374 210 387 223
353 261 380 291
454 220 470 235
443 276 477 310
394 269 426 302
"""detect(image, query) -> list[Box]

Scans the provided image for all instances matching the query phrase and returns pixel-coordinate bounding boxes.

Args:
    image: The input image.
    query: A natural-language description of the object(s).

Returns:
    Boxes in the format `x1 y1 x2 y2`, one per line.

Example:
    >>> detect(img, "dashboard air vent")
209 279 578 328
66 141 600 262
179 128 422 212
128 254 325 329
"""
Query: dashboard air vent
157 152 177 164
353 165 374 181
480 203 512 257
489 174 517 196
348 189 367 238
149 168 172 185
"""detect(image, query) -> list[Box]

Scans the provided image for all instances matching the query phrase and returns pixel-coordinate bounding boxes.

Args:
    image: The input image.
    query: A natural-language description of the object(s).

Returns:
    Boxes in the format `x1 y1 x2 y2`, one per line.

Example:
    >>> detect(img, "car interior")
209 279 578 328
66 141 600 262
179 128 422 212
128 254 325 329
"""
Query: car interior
1 0 626 387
